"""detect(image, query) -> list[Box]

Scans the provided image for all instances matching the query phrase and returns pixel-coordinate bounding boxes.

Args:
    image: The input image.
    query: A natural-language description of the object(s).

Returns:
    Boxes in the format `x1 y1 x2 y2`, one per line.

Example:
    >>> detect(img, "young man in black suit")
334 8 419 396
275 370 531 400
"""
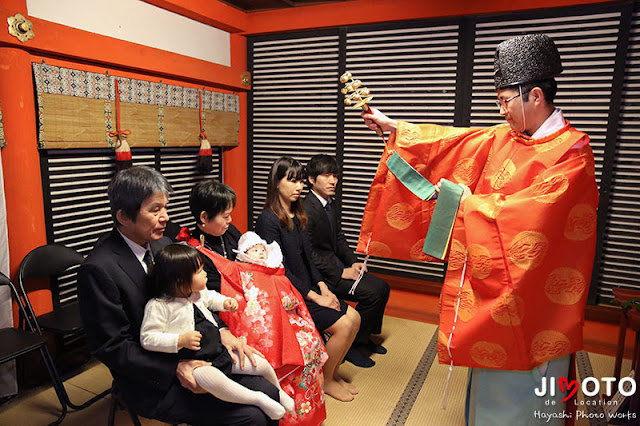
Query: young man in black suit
304 155 390 368
77 166 278 425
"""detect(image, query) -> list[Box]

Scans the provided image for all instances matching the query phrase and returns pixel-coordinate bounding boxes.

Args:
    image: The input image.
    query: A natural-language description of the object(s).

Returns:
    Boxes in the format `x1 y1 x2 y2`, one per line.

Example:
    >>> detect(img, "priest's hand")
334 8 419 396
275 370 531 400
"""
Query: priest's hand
434 179 472 203
361 108 398 133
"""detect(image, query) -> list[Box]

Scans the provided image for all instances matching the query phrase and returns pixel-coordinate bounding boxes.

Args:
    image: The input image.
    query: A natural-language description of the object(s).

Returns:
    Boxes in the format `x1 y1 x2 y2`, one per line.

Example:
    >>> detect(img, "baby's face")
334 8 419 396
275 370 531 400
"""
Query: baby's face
246 244 267 260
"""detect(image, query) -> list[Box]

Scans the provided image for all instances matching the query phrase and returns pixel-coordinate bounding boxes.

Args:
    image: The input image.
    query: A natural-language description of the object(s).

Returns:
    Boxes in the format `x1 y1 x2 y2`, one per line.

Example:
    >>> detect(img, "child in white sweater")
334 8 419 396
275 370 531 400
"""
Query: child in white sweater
140 243 294 420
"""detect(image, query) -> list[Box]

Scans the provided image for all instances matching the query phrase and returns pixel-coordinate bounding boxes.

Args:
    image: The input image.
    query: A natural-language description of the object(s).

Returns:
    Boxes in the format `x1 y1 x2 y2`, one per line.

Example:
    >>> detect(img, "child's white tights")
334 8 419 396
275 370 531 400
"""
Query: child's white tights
192 354 295 420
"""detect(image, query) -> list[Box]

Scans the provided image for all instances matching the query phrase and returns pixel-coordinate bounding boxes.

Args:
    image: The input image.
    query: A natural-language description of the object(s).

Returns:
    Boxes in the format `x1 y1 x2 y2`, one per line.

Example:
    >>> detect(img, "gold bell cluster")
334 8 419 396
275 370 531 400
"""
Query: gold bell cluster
340 72 383 137
340 72 373 109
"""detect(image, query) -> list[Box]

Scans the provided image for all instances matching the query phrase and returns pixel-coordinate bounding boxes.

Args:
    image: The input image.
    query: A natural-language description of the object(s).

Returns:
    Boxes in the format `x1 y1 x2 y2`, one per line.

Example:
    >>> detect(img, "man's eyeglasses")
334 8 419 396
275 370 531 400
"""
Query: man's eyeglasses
495 90 531 110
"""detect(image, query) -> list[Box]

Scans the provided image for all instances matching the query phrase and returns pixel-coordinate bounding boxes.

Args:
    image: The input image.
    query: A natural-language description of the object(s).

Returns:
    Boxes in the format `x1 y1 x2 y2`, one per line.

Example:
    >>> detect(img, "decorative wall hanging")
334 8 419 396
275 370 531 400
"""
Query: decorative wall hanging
32 63 240 150
196 91 213 174
109 80 132 170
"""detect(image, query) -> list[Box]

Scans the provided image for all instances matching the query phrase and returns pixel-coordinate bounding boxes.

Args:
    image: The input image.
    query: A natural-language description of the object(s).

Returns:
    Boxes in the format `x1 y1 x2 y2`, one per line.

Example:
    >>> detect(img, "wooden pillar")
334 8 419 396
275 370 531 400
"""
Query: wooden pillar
0 48 50 314
224 91 248 233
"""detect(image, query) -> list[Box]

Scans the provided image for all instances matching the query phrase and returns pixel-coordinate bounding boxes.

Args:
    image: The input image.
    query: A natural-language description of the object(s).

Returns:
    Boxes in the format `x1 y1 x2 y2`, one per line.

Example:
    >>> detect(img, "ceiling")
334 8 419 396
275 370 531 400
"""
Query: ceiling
220 0 356 13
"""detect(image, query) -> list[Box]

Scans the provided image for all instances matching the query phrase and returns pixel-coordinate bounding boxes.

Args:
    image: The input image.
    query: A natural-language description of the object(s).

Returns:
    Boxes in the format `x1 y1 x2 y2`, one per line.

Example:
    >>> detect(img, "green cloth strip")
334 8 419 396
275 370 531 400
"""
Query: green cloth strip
423 179 463 260
386 152 436 201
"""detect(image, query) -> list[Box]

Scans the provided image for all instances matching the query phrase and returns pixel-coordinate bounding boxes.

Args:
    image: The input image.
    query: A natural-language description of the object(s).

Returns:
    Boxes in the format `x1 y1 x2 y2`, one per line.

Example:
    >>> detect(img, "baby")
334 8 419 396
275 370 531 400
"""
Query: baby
233 231 283 268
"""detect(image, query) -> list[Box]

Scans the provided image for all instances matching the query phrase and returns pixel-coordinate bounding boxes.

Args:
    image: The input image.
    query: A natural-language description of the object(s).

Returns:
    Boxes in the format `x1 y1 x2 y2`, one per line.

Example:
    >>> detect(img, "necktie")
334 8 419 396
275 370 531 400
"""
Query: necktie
143 250 154 275
324 201 335 234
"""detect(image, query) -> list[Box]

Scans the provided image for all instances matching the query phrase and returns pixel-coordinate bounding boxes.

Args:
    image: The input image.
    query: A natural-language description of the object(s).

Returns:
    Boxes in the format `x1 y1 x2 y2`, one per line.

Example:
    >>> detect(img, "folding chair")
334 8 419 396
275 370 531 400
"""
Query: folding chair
0 272 67 425
17 243 110 409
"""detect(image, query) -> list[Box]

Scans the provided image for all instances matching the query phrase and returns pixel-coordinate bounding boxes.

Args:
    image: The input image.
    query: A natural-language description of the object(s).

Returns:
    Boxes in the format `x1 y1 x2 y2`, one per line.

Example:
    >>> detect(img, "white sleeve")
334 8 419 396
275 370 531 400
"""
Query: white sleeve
140 299 180 353
202 289 228 312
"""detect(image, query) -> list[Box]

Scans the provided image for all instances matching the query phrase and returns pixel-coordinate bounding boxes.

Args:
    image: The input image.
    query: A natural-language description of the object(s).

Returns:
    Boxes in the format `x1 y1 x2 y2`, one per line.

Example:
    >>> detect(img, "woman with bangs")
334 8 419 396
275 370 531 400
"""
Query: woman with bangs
256 156 361 403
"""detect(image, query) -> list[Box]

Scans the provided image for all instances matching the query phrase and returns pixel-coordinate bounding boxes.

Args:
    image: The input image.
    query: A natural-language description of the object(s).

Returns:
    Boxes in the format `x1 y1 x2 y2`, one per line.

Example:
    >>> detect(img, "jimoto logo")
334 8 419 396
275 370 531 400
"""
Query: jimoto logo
534 376 636 402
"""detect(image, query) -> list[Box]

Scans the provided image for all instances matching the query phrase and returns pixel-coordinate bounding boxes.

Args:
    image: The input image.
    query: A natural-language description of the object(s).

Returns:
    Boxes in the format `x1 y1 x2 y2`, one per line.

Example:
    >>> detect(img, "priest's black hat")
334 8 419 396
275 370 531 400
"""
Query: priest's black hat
494 34 563 89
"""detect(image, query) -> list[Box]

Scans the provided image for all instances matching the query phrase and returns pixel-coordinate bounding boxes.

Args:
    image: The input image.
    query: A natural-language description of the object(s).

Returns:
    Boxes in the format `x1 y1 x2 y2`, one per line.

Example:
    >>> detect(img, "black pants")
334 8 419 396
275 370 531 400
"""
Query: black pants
331 272 390 346
153 374 280 426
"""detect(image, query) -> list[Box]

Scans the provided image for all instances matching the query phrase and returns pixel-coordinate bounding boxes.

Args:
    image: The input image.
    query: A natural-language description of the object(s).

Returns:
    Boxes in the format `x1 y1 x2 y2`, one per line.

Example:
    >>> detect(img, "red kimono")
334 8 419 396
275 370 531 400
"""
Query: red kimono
358 121 598 371
186 238 328 425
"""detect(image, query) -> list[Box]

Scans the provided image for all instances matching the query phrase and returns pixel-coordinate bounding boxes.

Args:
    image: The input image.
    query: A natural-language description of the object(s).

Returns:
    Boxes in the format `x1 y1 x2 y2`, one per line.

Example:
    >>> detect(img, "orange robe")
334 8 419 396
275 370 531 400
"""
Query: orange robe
358 121 598 370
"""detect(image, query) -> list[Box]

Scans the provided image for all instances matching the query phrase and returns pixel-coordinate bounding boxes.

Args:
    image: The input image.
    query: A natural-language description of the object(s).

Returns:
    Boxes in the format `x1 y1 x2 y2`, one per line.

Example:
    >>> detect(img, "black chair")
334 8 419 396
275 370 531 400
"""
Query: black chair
17 243 110 409
0 272 67 425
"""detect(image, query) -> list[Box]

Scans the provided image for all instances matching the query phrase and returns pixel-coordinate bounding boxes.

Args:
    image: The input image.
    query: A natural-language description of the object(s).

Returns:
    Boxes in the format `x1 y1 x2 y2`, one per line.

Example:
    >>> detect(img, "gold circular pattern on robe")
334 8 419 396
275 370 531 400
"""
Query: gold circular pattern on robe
490 293 525 326
490 159 516 190
397 123 422 147
368 241 392 258
467 244 492 279
448 239 466 271
534 132 570 153
531 330 571 364
478 195 505 220
532 174 569 204
471 341 508 368
386 202 414 230
544 267 586 305
564 204 596 241
508 231 549 271
437 330 451 363
410 238 430 261
452 158 481 186
458 288 481 322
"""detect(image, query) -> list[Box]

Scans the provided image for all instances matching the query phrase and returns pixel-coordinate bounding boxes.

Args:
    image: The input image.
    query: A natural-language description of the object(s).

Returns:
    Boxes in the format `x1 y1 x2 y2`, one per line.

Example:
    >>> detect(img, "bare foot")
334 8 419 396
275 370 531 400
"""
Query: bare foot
336 377 359 395
325 380 355 402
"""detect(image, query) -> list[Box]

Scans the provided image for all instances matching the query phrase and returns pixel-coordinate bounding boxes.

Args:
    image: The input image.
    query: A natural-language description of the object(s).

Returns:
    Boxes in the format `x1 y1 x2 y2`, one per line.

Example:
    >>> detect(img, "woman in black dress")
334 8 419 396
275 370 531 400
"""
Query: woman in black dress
255 157 361 402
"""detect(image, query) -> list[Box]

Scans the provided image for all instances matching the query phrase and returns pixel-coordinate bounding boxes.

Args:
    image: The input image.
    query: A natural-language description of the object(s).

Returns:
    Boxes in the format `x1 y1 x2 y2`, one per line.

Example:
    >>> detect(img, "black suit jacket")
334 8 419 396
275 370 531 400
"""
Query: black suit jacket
303 193 357 286
255 209 323 297
77 229 174 416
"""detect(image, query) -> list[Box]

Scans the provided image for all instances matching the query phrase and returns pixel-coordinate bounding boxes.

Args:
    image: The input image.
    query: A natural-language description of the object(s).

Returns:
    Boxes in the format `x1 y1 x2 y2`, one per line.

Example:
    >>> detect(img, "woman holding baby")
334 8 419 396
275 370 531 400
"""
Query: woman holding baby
180 179 328 426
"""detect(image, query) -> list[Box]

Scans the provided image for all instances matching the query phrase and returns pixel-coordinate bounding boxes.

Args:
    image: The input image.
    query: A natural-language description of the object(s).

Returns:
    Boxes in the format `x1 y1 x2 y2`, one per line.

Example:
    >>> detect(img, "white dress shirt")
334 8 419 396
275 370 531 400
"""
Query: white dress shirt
118 229 153 274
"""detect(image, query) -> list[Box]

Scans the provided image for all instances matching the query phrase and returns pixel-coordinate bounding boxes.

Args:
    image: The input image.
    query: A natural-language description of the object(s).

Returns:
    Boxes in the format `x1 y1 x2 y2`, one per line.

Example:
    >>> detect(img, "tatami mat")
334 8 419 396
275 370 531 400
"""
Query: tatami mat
324 317 443 426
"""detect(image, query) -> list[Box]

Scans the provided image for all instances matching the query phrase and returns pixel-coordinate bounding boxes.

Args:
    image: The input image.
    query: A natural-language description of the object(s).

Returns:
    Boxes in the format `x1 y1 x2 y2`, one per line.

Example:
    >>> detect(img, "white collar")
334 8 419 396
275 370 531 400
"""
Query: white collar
311 189 330 207
117 229 152 273
530 108 565 140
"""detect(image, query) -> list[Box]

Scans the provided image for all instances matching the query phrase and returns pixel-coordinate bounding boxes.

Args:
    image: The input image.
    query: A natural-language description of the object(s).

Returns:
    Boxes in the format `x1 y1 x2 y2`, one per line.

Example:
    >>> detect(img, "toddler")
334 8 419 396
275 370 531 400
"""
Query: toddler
140 243 294 420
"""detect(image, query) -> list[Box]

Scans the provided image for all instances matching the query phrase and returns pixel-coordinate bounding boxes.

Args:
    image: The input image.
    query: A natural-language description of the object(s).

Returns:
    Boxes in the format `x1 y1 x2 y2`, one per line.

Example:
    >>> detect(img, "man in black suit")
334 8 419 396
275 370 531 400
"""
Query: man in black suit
77 166 278 425
304 155 390 368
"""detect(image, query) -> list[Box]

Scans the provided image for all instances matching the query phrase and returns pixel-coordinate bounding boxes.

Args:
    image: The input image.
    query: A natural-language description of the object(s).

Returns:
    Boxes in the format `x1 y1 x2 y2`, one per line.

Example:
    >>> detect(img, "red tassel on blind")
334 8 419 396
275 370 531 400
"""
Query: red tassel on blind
109 79 132 172
196 91 213 174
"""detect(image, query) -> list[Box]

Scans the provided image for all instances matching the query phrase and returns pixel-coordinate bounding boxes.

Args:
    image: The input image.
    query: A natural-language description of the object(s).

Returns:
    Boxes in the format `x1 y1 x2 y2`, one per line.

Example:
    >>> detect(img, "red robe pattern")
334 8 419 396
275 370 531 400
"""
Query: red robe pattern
186 238 328 425
358 121 598 371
